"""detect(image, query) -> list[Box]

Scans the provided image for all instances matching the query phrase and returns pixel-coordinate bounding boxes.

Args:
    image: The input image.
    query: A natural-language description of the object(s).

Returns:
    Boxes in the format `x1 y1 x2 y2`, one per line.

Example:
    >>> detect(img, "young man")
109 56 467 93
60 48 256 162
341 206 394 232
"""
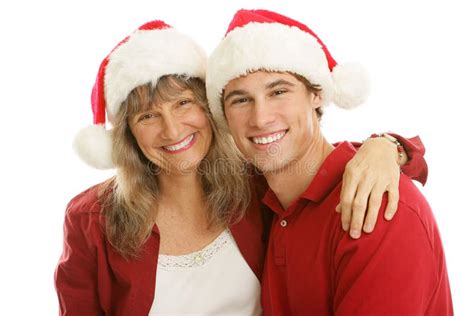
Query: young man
206 9 453 315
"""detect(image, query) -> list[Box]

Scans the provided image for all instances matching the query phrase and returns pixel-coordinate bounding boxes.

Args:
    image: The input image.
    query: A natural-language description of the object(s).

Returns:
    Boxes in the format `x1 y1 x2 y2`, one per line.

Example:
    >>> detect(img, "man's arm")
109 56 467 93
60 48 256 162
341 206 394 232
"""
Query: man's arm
337 134 428 238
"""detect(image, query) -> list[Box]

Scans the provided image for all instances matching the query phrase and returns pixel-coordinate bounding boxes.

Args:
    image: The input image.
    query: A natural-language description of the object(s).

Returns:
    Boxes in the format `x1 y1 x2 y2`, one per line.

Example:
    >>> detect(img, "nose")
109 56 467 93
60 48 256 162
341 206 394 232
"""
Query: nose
160 112 180 140
249 97 276 128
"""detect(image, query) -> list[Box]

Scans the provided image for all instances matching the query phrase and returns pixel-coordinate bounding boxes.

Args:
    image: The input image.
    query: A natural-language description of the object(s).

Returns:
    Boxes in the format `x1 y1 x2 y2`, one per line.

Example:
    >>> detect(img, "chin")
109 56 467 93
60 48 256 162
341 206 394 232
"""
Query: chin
254 159 288 174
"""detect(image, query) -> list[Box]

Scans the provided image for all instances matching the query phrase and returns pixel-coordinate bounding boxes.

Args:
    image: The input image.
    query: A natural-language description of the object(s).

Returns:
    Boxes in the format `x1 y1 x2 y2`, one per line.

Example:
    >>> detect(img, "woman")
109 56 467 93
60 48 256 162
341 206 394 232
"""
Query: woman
55 20 427 315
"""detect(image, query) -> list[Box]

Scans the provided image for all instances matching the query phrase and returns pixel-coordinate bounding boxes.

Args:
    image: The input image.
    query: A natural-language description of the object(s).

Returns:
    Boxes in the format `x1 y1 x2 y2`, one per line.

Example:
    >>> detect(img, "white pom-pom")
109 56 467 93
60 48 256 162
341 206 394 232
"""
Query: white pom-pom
72 125 114 169
331 62 370 109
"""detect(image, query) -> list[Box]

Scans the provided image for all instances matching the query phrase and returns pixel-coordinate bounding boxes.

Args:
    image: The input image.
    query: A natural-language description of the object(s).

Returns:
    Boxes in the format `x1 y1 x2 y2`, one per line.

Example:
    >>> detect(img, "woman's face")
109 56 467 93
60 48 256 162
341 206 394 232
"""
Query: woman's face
128 89 213 175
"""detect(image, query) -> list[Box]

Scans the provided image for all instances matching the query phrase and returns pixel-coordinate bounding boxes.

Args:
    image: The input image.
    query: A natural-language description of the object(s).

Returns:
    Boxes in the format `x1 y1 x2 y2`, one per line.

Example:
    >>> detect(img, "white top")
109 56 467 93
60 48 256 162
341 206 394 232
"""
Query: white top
148 229 262 316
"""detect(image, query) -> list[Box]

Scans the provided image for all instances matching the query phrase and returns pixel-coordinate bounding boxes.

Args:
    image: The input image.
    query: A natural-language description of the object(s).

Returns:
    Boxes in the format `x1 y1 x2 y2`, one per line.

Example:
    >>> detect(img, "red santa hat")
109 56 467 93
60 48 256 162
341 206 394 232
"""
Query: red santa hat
206 9 370 129
74 20 207 169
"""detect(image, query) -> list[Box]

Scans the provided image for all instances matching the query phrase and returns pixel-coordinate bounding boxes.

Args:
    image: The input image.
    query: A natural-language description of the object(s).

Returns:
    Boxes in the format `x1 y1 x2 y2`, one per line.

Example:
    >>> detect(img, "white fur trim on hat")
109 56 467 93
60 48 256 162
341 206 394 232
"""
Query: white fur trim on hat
207 22 333 130
73 124 114 169
74 26 207 170
206 22 370 129
105 28 207 122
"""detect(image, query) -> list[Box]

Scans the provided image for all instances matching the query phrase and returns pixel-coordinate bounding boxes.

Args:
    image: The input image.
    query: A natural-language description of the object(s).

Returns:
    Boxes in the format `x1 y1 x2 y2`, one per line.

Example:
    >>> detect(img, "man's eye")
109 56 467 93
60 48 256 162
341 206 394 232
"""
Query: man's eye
232 98 248 105
272 89 287 96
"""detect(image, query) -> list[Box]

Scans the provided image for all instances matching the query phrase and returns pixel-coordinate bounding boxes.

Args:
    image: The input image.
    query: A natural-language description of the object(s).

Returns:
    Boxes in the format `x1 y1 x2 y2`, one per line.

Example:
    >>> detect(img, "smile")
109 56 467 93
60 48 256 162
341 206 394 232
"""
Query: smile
162 133 195 152
251 130 287 145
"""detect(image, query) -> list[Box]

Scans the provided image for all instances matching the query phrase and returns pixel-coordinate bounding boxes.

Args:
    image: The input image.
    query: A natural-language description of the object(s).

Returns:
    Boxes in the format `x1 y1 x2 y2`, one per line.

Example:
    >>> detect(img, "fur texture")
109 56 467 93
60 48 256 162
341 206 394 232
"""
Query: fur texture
75 27 207 169
206 22 369 129
105 28 207 121
331 63 370 109
73 124 114 169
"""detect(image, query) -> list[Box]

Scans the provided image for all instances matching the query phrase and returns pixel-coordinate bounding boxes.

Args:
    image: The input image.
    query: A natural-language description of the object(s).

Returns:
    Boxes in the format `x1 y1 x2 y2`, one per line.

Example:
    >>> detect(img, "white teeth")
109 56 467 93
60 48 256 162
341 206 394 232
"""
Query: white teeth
164 134 194 151
251 131 286 145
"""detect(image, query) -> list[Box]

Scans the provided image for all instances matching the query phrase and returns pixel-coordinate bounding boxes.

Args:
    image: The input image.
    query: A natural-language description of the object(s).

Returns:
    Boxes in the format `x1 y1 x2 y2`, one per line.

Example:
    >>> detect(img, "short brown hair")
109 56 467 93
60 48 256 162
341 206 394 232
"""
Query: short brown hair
220 71 324 119
292 73 323 119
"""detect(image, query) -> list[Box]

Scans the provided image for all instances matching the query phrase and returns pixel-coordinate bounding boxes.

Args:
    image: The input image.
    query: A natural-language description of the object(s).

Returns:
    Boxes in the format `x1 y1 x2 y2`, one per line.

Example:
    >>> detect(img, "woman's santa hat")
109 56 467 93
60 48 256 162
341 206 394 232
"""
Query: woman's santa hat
73 20 207 169
206 9 370 129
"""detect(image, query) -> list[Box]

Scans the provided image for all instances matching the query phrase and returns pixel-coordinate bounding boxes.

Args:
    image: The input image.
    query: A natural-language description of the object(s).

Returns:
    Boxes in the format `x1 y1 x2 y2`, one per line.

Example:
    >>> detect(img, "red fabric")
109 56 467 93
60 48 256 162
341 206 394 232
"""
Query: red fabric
54 182 267 315
55 136 428 315
261 142 452 315
388 132 428 185
91 58 108 125
138 20 170 31
90 20 171 126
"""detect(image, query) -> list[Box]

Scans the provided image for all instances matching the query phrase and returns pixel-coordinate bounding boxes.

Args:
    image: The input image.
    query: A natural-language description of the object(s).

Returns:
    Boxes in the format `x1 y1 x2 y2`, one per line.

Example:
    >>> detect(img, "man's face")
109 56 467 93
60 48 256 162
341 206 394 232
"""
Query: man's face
223 71 322 173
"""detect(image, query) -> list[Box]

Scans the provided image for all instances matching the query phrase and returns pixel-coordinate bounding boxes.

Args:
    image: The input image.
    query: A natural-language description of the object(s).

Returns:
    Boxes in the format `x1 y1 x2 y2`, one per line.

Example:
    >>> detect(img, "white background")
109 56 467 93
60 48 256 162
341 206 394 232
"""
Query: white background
1 0 473 314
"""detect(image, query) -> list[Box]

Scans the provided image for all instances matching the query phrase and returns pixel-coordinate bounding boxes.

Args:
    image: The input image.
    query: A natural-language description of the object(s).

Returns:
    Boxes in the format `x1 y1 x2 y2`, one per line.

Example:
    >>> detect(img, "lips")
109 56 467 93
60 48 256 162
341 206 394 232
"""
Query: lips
162 133 195 152
250 130 287 145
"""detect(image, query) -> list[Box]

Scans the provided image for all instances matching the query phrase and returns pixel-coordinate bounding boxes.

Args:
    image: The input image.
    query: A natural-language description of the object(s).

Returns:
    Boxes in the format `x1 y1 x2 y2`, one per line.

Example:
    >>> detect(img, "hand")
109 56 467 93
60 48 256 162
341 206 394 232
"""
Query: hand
336 137 401 239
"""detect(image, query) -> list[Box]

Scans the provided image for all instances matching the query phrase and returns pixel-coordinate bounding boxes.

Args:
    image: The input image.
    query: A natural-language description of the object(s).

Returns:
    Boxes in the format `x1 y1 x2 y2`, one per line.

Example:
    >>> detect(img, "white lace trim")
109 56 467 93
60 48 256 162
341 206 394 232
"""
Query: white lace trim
158 229 232 269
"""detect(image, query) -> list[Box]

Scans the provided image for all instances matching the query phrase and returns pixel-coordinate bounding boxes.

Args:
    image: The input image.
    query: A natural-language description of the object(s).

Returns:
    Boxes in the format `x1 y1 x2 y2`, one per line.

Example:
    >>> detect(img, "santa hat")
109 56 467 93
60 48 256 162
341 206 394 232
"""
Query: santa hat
206 9 370 129
73 20 207 169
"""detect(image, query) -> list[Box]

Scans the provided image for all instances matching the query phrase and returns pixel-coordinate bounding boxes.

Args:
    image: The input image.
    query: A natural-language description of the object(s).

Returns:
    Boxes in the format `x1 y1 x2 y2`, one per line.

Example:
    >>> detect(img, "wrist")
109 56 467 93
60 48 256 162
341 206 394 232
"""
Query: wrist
368 133 407 166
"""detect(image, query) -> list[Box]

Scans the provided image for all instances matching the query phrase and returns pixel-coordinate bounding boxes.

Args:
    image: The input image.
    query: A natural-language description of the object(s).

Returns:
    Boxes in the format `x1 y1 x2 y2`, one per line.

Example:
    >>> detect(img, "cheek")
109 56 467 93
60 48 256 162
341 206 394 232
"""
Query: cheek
189 111 213 144
225 109 246 133
189 107 210 127
132 127 158 150
194 114 210 129
201 121 213 142
191 114 212 138
289 100 316 123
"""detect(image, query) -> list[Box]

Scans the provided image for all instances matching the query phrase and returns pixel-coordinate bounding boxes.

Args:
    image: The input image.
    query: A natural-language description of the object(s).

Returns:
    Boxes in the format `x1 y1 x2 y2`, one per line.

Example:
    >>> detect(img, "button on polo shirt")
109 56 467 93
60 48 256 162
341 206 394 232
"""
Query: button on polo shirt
260 141 452 315
261 142 355 315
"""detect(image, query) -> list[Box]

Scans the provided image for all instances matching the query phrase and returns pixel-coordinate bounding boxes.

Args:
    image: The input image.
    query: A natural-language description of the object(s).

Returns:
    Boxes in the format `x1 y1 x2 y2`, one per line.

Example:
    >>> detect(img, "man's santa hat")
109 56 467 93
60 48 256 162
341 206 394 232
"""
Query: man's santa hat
74 20 207 169
206 9 370 129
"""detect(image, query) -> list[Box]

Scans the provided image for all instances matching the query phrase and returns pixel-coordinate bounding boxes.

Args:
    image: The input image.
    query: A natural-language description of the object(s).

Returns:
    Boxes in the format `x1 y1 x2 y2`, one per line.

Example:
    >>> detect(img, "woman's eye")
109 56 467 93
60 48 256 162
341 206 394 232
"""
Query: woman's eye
178 99 191 106
138 113 158 123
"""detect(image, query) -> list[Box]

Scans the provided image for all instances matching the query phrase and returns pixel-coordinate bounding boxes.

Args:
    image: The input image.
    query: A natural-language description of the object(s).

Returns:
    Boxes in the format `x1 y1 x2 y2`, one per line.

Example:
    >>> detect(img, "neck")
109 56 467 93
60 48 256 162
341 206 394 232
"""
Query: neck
156 171 207 221
264 134 333 210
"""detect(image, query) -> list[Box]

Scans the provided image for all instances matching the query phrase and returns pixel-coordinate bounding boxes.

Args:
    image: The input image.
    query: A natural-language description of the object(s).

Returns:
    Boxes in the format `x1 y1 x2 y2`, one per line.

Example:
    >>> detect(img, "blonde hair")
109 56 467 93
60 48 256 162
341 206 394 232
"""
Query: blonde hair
100 76 250 258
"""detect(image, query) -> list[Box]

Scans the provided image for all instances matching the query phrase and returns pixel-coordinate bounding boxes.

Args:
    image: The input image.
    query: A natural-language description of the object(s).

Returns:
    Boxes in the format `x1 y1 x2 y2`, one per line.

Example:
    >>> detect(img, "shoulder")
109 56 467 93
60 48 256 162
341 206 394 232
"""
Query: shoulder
66 180 111 217
61 181 113 247
63 180 113 235
395 174 440 250
376 175 438 244
334 174 438 248
331 178 449 315
397 174 436 232
398 174 431 212
342 174 439 254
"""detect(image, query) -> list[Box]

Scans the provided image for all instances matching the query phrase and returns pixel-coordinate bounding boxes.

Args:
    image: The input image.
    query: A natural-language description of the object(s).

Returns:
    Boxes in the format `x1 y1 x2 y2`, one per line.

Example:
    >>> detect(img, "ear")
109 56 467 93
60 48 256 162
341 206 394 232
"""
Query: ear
310 92 322 110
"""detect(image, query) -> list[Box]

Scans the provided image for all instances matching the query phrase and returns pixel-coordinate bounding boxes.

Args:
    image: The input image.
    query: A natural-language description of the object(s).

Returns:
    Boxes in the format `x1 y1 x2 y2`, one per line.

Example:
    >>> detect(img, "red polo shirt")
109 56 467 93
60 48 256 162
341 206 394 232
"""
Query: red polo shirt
261 142 452 315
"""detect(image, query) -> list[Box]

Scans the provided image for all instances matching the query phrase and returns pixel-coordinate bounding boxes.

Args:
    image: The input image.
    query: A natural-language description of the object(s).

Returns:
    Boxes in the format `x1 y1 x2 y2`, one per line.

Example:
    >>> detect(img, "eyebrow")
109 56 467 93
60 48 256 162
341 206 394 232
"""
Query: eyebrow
223 79 296 103
223 89 247 103
265 79 295 89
